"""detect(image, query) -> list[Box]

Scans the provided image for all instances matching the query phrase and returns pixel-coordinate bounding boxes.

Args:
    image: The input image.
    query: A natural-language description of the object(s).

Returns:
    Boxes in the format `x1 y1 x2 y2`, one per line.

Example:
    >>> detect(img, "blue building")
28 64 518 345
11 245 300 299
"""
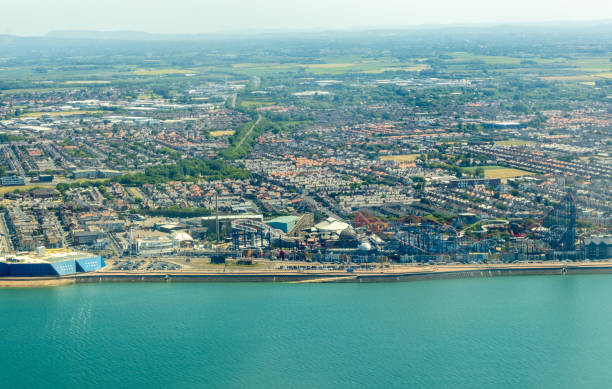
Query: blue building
0 251 105 277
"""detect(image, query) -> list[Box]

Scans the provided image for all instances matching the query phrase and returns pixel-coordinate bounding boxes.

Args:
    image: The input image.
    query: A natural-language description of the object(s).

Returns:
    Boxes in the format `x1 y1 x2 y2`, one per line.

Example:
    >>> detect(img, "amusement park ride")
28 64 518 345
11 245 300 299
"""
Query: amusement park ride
386 190 579 257
231 218 284 249
229 190 582 260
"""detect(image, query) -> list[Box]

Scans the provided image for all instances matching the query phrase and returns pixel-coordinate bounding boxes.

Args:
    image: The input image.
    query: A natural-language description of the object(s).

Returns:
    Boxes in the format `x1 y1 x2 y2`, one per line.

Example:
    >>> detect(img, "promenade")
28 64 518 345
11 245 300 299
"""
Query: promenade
3 261 612 287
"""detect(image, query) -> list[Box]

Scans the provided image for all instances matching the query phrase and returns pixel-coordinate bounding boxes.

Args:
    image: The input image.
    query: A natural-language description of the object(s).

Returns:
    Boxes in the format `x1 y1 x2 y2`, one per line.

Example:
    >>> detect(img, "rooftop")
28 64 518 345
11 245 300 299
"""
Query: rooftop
0 249 98 264
266 215 300 224
201 214 263 221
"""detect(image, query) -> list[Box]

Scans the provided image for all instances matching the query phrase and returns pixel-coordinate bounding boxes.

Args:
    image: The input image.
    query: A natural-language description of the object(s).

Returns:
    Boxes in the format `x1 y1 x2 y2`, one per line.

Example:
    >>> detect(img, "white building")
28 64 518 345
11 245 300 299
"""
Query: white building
131 236 177 256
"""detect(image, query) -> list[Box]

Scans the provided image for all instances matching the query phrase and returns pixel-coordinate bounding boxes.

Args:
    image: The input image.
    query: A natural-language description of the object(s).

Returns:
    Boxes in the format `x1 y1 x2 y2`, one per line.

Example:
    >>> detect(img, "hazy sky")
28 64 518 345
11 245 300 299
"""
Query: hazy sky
4 0 612 36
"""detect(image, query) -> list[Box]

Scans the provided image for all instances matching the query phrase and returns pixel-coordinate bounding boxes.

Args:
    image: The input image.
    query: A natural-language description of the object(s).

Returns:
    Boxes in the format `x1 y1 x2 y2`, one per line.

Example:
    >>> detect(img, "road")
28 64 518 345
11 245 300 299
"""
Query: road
301 192 344 221
0 212 13 254
108 233 124 257
236 114 262 149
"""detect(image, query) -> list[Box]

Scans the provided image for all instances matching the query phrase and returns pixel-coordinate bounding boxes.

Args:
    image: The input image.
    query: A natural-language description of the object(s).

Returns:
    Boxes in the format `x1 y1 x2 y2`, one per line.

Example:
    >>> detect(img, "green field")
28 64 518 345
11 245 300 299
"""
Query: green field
380 154 420 162
133 69 196 75
240 100 275 108
439 52 612 81
209 130 235 137
462 166 536 179
0 184 56 195
64 80 111 85
1 49 608 94
494 140 536 146
20 110 105 118
230 60 430 76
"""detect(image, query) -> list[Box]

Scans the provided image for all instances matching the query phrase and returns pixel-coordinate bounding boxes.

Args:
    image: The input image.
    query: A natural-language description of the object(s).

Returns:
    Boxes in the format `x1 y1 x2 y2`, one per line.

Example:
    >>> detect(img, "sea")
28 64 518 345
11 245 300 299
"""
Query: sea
2 275 612 388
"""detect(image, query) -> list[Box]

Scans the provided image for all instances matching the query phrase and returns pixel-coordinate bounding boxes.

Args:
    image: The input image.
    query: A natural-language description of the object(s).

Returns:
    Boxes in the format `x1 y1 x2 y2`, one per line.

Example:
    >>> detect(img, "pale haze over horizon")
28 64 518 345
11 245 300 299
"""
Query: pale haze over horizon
4 0 612 36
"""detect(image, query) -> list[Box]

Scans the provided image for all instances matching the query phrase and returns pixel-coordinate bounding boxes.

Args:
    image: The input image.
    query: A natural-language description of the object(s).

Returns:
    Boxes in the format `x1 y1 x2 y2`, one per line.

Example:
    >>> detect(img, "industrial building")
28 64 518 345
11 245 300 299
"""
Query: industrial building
0 249 105 277
265 215 300 233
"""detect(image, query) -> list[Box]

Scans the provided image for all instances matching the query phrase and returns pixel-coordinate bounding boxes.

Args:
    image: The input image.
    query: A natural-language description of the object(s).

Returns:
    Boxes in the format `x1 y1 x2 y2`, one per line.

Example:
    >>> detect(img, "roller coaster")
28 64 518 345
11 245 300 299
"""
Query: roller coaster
540 190 576 251
231 218 284 249
392 189 579 257
394 220 499 256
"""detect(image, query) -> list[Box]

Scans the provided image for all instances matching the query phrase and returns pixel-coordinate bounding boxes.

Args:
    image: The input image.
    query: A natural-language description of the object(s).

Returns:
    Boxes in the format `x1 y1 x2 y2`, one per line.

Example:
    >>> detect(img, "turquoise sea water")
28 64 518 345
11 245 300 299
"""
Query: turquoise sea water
2 275 612 388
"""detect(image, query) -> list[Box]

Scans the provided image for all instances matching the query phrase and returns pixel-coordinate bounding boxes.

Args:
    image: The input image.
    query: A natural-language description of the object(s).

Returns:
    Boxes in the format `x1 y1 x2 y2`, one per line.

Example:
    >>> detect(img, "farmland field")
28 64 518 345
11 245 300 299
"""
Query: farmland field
362 65 429 74
230 60 429 76
133 69 196 75
64 80 111 85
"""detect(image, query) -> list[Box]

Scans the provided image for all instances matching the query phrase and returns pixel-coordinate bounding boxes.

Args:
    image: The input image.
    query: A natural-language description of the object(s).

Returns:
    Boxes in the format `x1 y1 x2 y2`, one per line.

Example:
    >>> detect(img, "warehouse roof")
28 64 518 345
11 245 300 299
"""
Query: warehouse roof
266 215 300 224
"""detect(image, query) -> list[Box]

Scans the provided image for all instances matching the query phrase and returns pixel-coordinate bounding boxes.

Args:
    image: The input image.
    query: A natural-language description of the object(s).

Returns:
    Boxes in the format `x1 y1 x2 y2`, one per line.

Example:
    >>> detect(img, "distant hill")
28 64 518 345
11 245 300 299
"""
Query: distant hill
43 21 612 42
46 30 201 41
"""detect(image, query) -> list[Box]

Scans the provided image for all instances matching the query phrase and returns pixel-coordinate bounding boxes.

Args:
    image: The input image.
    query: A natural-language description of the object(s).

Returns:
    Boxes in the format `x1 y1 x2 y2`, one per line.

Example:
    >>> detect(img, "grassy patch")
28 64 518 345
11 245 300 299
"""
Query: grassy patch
362 65 429 74
136 93 160 100
0 184 56 195
540 75 604 82
64 80 111 85
304 62 422 75
380 154 420 162
1 87 78 94
127 187 143 199
494 140 536 146
20 110 104 118
240 100 274 108
463 166 536 179
133 69 195 76
483 168 536 179
209 130 235 137
69 178 111 184
230 60 429 76
447 52 525 65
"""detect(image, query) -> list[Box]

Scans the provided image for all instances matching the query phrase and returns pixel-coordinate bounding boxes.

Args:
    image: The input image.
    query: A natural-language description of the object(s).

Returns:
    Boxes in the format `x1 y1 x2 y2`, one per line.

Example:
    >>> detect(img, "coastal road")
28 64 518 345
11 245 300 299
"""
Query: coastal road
236 114 262 149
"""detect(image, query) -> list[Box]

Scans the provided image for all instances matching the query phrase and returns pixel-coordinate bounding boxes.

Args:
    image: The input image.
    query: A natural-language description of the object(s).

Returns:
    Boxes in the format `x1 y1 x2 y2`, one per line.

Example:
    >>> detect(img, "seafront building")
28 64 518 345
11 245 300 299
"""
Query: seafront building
0 248 105 276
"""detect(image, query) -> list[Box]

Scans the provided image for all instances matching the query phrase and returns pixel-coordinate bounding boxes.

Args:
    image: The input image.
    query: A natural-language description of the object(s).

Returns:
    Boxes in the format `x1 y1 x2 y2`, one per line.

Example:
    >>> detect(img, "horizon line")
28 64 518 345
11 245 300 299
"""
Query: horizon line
5 18 612 39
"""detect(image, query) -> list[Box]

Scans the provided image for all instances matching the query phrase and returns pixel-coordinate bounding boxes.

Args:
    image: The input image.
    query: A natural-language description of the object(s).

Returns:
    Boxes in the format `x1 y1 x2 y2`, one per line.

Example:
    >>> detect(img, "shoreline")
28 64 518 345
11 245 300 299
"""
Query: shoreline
3 262 612 287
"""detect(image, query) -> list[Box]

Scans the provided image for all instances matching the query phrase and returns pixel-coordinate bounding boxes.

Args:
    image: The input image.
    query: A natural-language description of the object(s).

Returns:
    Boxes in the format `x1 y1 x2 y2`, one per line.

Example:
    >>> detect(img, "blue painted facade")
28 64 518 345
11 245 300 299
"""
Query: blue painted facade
0 262 8 276
1 255 105 277
75 256 105 273
8 260 76 276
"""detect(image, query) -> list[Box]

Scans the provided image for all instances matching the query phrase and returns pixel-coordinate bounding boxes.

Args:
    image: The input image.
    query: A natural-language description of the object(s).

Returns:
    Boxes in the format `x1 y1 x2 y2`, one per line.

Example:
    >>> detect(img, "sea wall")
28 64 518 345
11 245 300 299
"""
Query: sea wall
344 267 565 283
74 266 612 284
75 273 331 283
6 265 612 286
